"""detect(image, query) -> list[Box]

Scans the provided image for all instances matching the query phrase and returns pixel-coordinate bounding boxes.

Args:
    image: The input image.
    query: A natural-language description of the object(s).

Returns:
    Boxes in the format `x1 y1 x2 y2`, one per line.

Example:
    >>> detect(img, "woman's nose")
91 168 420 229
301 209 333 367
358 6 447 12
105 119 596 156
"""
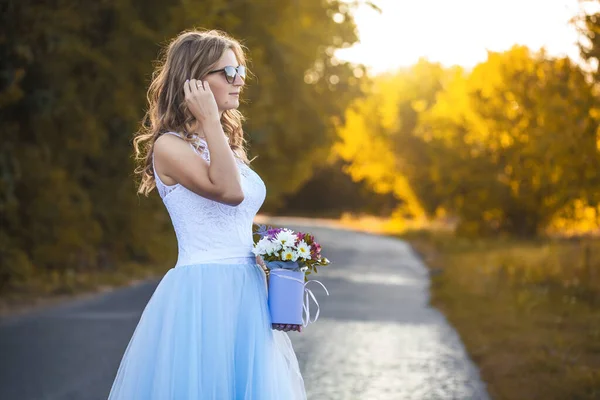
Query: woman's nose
233 73 244 86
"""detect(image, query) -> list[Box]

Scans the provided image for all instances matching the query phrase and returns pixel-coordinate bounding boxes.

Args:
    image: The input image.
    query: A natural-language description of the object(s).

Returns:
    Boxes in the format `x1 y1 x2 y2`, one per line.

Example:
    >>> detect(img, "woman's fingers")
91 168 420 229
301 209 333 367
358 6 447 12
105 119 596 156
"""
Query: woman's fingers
183 78 219 122
272 323 303 332
184 78 208 94
183 79 191 97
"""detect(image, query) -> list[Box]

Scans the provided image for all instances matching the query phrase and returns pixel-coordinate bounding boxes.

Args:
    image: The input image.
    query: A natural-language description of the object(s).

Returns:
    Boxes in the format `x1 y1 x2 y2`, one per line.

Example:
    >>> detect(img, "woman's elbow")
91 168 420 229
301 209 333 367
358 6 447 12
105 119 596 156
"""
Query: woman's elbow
221 190 245 206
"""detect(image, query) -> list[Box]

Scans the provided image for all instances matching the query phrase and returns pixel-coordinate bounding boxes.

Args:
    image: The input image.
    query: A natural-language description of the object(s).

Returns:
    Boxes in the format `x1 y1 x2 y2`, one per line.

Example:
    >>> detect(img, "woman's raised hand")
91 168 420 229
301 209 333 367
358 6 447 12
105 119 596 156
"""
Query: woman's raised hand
183 79 219 124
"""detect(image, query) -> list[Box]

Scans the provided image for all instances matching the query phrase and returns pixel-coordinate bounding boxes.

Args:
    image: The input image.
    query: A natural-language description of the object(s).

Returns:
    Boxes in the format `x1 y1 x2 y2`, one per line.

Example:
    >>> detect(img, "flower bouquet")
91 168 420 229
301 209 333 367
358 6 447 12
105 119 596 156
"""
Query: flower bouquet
253 224 330 327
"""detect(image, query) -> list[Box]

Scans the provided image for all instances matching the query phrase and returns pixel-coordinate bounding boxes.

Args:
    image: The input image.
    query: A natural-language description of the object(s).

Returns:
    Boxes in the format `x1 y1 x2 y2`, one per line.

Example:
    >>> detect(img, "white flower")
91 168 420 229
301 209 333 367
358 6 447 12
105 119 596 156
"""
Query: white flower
252 237 270 256
265 239 281 255
281 248 299 262
296 240 311 260
275 229 297 248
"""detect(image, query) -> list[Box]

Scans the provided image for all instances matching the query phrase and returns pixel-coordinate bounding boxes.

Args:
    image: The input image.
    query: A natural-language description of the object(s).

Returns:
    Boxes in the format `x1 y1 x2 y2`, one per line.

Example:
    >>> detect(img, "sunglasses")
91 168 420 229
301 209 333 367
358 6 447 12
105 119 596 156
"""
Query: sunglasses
206 65 246 84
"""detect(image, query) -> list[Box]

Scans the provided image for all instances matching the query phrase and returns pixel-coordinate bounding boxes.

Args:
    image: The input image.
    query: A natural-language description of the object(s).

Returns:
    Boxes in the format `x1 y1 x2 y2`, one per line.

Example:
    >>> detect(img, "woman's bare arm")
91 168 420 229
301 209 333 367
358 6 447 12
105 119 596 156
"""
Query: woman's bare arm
152 78 244 206
153 133 244 206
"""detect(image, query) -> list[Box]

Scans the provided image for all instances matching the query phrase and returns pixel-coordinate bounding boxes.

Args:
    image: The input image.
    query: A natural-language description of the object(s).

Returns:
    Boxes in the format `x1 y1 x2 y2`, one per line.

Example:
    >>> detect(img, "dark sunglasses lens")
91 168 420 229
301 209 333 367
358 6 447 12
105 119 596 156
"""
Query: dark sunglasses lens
223 66 245 83
223 66 235 82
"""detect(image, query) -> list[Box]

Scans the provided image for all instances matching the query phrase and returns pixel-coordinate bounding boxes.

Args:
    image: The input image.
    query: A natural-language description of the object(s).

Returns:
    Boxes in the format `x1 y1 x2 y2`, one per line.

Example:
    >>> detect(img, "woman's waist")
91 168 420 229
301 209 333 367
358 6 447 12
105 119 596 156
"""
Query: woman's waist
175 245 255 265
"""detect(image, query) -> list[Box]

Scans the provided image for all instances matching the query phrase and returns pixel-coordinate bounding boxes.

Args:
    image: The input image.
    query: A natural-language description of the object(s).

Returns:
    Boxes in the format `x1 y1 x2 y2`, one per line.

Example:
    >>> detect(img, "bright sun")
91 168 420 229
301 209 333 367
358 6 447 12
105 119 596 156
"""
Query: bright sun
336 0 588 75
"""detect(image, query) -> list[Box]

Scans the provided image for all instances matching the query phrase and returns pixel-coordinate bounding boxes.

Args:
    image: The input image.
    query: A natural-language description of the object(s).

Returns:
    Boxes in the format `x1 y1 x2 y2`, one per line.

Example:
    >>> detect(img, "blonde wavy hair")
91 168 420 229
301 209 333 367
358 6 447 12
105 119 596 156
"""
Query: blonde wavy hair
133 29 252 196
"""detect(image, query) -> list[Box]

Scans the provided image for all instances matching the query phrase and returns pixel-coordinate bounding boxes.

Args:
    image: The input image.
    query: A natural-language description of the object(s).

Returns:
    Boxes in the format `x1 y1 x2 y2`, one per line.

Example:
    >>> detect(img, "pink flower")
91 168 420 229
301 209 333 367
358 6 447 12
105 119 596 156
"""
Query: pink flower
313 242 321 254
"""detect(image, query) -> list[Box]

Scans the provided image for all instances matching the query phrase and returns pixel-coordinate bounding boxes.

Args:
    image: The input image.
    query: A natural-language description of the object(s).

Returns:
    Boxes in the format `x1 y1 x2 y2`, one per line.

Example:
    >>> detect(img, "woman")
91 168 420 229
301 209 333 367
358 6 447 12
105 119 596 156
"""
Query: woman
107 29 306 399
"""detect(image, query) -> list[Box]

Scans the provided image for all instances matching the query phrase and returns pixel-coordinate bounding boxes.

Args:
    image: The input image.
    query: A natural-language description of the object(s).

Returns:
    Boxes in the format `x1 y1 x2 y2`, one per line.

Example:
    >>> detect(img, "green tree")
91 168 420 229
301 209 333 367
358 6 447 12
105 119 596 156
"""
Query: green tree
0 0 365 291
335 47 599 236
575 0 600 83
334 59 450 219
420 46 599 235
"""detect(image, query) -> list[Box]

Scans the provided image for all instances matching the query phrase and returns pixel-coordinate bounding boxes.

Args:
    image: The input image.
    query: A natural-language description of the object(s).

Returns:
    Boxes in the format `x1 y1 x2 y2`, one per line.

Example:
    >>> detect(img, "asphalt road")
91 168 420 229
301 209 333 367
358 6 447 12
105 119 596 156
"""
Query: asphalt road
0 221 490 400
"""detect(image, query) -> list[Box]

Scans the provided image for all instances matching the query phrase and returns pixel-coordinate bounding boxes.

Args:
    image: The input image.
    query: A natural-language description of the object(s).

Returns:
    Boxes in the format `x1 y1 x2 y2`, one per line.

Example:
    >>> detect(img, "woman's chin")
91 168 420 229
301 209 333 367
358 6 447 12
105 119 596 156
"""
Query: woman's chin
221 101 240 112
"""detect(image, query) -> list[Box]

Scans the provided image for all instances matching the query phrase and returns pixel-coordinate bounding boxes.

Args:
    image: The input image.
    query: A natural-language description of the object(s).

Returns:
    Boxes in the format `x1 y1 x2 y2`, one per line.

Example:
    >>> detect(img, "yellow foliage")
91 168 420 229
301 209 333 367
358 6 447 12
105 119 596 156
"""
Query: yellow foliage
548 199 600 236
335 45 599 236
333 71 427 217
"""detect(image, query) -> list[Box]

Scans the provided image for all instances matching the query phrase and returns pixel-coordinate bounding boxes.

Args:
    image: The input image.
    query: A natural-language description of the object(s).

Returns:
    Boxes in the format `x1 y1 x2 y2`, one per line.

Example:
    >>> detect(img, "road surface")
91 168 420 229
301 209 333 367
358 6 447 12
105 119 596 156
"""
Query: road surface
0 221 490 399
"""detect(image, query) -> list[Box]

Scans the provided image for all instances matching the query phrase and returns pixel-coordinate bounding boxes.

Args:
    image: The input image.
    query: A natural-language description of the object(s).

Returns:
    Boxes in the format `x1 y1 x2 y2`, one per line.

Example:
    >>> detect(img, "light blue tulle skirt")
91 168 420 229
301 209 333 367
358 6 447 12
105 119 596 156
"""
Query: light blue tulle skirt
107 260 306 400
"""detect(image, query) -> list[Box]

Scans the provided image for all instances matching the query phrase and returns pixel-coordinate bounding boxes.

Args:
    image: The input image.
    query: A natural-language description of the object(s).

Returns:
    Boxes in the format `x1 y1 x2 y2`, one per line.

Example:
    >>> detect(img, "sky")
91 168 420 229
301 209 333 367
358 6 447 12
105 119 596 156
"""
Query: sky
335 0 592 75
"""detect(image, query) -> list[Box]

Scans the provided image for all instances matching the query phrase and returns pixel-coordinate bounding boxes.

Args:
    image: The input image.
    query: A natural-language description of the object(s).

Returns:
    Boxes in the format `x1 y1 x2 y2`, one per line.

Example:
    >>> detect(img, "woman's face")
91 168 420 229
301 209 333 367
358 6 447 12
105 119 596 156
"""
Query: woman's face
203 49 245 115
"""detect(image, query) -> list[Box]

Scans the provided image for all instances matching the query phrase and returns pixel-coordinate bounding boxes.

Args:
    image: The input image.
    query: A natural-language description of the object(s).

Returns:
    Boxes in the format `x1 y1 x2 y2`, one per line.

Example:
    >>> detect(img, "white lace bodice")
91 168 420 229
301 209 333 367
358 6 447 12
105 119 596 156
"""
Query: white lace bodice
152 131 266 266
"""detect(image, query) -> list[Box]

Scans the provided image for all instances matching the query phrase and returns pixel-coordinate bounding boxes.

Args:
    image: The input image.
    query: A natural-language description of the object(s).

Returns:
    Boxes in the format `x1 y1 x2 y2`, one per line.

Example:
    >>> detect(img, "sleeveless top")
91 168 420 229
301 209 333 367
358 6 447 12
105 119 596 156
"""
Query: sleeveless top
152 131 266 267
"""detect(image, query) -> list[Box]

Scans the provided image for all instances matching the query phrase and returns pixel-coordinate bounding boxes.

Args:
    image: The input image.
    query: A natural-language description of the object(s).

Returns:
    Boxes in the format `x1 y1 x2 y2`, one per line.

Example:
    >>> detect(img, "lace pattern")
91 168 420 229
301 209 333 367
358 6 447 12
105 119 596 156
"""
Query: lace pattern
152 132 266 266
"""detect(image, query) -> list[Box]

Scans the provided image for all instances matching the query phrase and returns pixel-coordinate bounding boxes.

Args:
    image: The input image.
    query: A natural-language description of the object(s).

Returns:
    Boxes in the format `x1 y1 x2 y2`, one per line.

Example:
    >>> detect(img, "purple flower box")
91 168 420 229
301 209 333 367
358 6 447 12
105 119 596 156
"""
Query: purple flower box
266 262 305 325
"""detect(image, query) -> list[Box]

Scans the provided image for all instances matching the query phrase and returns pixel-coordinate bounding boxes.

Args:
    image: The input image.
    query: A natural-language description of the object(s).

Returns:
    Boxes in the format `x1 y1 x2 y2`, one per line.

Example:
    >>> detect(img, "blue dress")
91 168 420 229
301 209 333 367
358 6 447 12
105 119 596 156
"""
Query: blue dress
107 132 306 399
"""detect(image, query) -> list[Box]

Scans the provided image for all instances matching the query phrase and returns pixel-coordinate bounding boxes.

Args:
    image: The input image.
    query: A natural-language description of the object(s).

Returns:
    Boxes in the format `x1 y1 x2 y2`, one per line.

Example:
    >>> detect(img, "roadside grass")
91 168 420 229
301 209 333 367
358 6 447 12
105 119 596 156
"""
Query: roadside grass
0 261 171 317
399 230 600 400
